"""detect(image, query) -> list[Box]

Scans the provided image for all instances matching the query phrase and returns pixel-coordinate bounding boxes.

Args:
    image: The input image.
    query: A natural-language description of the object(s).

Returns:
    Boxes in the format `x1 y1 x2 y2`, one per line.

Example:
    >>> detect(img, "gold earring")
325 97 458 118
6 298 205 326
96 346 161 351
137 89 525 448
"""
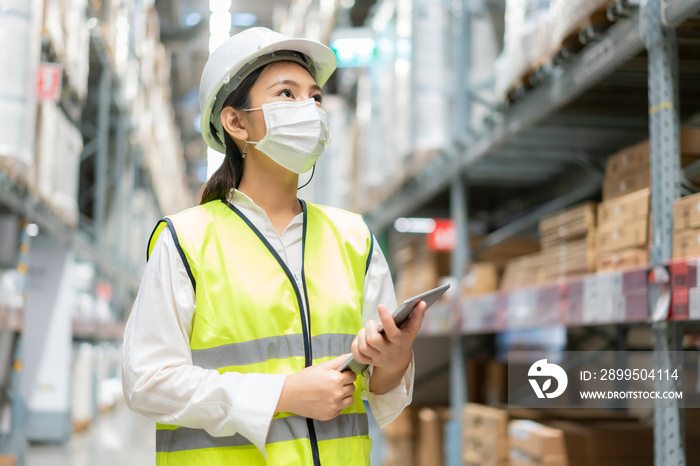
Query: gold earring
242 142 247 159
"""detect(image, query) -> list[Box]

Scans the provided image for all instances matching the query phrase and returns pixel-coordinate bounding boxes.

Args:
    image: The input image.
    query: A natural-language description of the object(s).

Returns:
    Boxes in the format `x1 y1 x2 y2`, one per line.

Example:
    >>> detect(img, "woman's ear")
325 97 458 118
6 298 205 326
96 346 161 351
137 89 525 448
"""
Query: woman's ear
220 107 248 141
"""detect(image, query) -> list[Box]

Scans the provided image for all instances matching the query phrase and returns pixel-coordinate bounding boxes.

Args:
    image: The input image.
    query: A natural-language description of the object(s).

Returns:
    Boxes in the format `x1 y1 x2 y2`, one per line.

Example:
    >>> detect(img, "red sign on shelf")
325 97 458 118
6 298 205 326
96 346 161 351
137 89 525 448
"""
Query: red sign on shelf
427 219 455 252
37 63 63 102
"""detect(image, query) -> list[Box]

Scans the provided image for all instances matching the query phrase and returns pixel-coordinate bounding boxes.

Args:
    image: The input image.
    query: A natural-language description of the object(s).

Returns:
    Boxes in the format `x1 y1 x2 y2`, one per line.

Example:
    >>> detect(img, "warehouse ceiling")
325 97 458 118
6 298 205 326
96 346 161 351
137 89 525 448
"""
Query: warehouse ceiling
153 0 377 192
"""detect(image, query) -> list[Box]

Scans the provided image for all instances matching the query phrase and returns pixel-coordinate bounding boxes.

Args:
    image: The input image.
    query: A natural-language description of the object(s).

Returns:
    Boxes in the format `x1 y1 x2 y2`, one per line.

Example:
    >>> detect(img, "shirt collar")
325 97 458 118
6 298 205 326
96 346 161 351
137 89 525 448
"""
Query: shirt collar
229 189 304 226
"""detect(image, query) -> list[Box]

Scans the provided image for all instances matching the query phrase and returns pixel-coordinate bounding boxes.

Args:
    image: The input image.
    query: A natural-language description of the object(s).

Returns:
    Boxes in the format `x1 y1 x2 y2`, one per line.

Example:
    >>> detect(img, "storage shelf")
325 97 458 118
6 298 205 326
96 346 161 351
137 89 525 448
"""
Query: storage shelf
365 13 647 231
418 257 700 337
0 166 140 297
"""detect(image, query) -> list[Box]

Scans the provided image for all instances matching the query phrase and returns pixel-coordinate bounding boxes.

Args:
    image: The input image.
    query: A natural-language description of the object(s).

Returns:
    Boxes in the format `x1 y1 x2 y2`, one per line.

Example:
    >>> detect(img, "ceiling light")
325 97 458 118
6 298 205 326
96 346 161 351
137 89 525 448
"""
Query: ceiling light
231 13 257 27
185 12 202 27
394 218 436 234
209 0 232 11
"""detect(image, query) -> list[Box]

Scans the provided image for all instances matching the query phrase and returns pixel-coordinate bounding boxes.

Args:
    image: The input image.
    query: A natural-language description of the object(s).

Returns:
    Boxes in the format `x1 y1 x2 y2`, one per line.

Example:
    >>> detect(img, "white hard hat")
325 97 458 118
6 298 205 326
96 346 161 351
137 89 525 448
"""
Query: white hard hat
200 27 338 153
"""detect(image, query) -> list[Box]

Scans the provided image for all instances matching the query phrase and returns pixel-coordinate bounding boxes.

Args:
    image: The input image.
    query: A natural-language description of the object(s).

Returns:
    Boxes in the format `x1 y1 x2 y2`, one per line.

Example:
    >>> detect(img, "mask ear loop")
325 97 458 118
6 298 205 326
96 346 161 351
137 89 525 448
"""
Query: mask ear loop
298 165 316 190
242 142 248 159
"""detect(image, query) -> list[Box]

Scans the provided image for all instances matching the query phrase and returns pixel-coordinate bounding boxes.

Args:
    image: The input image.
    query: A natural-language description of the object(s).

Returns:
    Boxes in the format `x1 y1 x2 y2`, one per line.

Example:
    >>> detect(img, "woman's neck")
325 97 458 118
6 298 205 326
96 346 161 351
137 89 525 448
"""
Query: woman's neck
237 155 302 232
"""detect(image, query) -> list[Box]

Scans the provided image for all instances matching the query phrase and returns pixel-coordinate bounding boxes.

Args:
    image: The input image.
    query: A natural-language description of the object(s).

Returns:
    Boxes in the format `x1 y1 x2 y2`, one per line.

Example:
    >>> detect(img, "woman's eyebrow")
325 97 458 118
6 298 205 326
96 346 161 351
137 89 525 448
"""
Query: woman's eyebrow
268 79 322 92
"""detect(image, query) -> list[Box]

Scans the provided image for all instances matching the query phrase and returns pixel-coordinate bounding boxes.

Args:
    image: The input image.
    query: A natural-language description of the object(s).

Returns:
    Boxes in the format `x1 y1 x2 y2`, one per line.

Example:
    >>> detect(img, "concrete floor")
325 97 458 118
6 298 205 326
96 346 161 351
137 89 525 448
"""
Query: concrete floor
27 404 154 466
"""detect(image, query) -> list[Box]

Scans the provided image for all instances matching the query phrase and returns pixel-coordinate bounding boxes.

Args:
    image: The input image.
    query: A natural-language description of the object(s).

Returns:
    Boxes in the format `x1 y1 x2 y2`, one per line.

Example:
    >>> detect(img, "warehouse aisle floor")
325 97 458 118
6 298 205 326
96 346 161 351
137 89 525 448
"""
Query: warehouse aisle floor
26 404 154 466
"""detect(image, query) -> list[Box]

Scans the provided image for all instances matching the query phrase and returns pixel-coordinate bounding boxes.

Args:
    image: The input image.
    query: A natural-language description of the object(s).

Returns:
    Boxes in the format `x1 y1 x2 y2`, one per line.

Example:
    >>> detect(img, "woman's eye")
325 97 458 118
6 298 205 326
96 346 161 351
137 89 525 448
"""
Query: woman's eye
313 94 323 103
280 89 293 98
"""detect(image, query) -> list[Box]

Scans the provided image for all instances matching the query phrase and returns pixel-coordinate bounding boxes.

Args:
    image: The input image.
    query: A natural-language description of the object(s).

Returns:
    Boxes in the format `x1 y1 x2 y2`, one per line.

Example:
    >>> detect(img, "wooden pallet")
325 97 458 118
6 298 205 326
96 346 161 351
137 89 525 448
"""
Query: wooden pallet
552 0 633 64
505 57 554 103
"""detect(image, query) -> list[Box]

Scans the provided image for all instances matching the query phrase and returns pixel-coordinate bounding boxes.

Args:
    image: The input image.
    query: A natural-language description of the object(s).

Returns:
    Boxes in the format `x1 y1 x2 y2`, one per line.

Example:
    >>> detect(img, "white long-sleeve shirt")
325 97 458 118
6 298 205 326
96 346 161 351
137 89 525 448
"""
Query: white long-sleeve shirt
122 190 414 456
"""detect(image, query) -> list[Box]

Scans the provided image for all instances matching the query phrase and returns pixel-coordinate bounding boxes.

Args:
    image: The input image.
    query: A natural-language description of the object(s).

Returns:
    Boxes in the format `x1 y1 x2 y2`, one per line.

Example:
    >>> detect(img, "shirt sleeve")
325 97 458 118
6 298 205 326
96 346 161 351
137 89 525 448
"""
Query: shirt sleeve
359 236 415 428
122 228 285 457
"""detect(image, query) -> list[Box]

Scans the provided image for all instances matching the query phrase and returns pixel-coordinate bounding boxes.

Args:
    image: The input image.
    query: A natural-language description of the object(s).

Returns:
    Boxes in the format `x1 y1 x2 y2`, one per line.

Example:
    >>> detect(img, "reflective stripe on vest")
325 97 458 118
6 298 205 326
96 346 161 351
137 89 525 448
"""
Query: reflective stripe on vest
148 199 373 466
156 413 369 452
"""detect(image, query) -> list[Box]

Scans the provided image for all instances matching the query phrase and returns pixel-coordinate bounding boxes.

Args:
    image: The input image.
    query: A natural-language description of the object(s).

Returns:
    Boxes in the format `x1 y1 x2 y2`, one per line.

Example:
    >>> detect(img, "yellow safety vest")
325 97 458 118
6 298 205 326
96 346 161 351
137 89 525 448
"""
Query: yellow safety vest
147 199 374 466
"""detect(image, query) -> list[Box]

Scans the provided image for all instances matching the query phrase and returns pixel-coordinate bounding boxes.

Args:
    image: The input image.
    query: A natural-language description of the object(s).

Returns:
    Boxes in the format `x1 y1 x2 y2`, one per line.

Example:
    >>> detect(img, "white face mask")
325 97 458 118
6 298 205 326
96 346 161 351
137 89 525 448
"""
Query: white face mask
244 99 330 174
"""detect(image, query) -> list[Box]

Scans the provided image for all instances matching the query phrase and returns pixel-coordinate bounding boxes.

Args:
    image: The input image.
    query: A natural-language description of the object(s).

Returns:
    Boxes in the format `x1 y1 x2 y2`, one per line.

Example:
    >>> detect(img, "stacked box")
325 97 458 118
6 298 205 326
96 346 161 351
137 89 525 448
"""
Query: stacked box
596 188 650 271
416 407 451 466
546 421 653 466
34 102 82 227
501 252 545 290
463 404 509 466
461 262 500 297
603 127 700 201
382 407 415 466
538 202 597 281
673 192 700 259
393 242 450 302
509 420 568 466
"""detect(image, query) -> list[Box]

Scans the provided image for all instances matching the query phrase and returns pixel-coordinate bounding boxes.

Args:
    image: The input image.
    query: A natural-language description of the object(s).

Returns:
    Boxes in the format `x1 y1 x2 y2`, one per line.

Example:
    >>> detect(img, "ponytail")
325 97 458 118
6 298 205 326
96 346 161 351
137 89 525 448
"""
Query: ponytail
199 66 265 204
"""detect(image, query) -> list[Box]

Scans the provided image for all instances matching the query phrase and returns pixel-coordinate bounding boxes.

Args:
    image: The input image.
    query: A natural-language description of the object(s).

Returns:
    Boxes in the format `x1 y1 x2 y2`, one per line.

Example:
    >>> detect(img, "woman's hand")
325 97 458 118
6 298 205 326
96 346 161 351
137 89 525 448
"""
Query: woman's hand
351 301 426 393
276 355 357 421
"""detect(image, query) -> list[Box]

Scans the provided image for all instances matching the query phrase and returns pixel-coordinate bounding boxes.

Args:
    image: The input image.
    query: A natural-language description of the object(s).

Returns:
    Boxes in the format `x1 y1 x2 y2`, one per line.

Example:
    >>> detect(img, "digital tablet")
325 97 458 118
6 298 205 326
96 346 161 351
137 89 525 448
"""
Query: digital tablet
337 283 451 374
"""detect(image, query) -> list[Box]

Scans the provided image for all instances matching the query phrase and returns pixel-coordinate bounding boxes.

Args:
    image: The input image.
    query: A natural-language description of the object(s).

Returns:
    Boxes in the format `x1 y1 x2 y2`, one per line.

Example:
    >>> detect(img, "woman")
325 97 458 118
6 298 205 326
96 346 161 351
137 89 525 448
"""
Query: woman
122 27 425 466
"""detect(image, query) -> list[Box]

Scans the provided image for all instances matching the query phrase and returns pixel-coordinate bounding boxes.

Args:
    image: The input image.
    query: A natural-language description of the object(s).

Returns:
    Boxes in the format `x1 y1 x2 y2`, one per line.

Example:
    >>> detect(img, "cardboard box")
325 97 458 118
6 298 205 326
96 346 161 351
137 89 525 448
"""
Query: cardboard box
597 218 649 253
382 406 415 438
602 166 650 201
385 436 414 466
674 192 700 231
416 408 449 466
605 140 651 177
596 248 649 271
509 420 567 458
605 128 700 178
547 421 653 466
539 202 597 247
510 451 568 466
539 237 596 281
462 262 499 297
463 404 509 466
597 188 650 225
673 229 700 259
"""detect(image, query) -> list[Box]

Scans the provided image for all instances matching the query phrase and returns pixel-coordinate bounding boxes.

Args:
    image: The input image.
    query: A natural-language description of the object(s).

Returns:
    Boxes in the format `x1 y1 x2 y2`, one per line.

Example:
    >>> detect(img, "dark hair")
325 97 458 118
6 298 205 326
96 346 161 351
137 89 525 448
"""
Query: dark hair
199 66 265 204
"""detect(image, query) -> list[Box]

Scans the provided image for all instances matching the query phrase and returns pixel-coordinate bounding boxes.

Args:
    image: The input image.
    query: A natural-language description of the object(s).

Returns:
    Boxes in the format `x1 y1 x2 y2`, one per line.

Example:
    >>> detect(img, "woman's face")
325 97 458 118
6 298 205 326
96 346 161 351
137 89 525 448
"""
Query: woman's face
242 61 323 143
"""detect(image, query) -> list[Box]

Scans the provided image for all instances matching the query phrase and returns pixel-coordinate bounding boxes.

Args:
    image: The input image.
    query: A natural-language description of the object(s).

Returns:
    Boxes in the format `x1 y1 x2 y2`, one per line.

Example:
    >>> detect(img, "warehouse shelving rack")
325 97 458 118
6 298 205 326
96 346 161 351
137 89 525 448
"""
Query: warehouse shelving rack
0 4 169 462
362 0 700 465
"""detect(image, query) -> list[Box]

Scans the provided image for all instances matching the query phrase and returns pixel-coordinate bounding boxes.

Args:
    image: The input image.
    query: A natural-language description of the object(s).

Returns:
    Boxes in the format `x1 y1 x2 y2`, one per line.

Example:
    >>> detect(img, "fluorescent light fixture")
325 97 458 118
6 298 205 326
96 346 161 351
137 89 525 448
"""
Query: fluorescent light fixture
186 12 202 27
25 223 39 237
232 13 257 27
207 147 225 180
394 218 437 234
209 0 232 11
330 37 376 68
209 11 232 34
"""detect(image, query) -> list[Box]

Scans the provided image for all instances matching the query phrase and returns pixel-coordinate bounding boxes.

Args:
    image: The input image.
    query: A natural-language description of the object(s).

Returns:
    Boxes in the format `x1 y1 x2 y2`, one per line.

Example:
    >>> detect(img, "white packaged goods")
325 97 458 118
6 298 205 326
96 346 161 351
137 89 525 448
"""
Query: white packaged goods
0 0 43 178
495 0 553 100
71 343 95 427
412 0 451 152
469 4 505 129
550 0 611 47
35 102 82 226
42 0 90 100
